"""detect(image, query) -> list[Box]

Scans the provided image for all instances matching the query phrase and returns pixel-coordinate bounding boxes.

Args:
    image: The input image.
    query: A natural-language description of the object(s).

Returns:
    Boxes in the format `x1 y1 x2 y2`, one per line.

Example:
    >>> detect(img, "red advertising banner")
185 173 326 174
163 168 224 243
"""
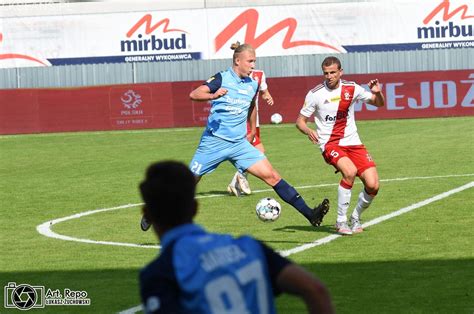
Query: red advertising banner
0 70 472 135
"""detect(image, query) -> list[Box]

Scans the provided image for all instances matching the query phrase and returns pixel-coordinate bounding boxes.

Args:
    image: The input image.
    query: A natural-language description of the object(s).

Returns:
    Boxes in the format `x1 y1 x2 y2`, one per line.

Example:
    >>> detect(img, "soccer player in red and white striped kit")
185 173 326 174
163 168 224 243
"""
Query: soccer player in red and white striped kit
296 56 385 235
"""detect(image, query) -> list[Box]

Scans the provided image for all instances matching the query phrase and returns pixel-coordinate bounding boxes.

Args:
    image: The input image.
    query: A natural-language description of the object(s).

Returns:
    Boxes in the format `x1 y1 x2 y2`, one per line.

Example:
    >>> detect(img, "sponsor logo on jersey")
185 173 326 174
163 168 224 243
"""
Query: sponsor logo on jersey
325 111 348 122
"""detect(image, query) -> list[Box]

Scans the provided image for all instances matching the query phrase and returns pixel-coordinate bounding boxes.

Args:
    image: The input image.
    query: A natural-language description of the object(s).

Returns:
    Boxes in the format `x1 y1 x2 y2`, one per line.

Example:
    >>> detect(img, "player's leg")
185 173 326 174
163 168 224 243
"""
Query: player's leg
348 146 379 233
245 158 329 227
334 157 358 235
235 128 264 195
141 131 225 231
323 146 356 234
227 171 241 196
229 127 266 196
350 167 379 232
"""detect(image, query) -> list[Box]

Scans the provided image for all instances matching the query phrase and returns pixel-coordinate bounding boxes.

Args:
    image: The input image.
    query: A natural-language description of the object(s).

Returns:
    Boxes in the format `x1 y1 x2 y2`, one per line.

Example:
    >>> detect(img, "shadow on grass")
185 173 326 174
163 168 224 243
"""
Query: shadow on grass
281 258 474 314
196 190 230 196
2 259 473 313
273 224 334 233
1 269 141 313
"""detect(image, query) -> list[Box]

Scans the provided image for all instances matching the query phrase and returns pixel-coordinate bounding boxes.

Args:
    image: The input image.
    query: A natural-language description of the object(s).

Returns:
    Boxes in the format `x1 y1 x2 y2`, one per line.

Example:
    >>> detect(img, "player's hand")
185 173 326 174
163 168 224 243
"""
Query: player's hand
263 94 274 106
307 129 319 144
211 88 228 99
246 132 256 143
368 79 381 93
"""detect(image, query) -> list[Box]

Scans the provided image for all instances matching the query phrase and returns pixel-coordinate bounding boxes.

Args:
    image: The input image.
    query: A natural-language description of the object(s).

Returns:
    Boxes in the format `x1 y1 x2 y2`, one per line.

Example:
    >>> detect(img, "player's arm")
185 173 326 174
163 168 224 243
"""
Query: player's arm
296 114 319 144
260 241 334 314
140 263 181 313
276 263 334 314
189 73 227 102
259 71 274 106
367 79 385 107
260 89 274 106
247 97 257 143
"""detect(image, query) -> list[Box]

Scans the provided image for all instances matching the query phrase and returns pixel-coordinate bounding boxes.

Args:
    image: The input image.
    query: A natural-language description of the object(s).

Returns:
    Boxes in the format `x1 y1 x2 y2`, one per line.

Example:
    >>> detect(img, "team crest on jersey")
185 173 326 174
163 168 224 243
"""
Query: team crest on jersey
344 91 351 101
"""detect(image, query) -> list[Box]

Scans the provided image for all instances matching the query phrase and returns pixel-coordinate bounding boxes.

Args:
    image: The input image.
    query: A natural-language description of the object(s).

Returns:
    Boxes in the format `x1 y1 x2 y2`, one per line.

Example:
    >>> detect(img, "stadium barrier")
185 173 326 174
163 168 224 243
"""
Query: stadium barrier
1 69 472 135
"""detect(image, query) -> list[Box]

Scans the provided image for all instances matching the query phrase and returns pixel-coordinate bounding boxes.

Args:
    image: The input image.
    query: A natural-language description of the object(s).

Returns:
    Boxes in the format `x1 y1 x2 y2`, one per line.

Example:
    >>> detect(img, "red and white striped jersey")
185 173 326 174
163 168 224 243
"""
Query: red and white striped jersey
250 70 268 127
300 80 373 152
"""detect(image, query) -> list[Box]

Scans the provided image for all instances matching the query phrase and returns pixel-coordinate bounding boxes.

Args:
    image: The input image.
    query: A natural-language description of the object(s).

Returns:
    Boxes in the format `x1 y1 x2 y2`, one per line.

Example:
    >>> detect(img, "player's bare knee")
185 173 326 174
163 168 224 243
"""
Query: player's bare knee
365 183 379 196
342 171 357 184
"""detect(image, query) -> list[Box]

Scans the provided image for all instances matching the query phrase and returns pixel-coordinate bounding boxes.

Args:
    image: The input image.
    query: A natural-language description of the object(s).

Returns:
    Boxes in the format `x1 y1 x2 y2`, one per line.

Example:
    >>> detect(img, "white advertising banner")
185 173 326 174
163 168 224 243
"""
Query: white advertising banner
0 0 472 68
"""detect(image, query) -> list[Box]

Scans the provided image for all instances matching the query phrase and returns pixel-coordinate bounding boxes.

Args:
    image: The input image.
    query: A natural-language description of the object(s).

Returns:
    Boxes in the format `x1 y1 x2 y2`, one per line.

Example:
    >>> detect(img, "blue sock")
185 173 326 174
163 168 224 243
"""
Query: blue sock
273 179 312 219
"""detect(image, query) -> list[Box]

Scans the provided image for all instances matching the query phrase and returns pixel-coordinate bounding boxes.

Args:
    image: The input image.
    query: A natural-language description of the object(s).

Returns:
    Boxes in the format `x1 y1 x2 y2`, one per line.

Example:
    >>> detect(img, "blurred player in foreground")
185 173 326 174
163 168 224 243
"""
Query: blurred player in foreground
296 56 385 235
138 160 335 314
227 61 274 196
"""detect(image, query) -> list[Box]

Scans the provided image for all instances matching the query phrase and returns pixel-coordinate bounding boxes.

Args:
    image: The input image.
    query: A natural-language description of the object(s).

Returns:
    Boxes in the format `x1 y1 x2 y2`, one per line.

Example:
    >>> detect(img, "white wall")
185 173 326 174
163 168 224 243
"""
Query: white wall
0 0 372 17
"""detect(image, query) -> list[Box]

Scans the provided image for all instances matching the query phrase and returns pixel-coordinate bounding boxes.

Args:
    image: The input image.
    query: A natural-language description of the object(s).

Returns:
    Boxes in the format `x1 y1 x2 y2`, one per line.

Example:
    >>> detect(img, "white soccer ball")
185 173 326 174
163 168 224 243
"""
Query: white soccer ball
270 113 283 124
256 197 281 222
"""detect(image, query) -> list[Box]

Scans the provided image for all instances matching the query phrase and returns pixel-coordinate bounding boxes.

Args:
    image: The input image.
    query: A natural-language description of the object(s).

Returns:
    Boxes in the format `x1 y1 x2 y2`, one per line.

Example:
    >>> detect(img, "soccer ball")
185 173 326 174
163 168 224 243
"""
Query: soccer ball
256 197 281 222
270 113 283 124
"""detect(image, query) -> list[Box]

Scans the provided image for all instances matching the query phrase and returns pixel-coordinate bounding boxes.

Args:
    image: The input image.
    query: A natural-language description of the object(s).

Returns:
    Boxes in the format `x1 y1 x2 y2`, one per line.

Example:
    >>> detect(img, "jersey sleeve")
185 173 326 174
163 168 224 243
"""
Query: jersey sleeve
259 71 268 91
258 240 292 295
139 248 181 313
354 83 373 103
203 72 223 94
299 91 316 118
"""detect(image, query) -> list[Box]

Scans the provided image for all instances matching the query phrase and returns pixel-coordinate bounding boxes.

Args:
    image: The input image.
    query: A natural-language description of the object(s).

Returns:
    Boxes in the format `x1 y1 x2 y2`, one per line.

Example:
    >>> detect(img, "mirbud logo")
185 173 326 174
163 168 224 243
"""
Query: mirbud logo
121 14 188 53
121 34 187 52
417 1 474 39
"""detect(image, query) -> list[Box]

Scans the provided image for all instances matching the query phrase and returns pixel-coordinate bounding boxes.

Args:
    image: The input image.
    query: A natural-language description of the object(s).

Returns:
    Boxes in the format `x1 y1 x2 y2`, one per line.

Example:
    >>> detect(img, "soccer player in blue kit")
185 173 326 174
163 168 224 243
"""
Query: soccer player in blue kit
188 42 329 227
139 160 334 314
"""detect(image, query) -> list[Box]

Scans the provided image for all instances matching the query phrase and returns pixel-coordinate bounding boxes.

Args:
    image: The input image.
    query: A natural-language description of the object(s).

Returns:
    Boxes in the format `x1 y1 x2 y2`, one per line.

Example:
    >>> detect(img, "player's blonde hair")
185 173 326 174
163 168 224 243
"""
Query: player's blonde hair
230 41 255 64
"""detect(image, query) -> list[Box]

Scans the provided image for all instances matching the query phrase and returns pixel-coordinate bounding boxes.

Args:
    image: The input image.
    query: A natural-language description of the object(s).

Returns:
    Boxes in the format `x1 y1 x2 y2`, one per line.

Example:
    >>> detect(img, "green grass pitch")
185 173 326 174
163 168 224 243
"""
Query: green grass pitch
1 116 473 313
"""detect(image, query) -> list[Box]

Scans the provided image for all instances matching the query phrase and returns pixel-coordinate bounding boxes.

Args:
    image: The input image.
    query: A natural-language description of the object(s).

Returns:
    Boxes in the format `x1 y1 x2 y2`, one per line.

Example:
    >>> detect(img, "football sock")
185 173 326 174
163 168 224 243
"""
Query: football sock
351 188 374 220
337 180 353 223
273 179 312 219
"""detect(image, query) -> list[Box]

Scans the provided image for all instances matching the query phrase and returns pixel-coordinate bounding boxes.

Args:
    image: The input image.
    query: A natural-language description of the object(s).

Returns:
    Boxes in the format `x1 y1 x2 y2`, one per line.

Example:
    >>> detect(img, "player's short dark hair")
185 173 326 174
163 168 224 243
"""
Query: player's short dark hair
139 161 196 227
321 56 342 70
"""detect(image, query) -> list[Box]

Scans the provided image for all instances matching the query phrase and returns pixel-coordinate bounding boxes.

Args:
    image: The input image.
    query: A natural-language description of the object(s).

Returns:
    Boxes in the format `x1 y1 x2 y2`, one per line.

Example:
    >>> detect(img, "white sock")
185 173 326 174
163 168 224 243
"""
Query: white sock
337 183 352 223
351 189 374 221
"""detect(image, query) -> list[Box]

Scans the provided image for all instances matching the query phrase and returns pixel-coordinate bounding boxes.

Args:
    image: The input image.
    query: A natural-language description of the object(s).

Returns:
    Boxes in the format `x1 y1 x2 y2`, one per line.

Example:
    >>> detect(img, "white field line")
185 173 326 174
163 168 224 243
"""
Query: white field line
117 180 474 314
36 173 474 249
279 181 474 256
118 305 143 314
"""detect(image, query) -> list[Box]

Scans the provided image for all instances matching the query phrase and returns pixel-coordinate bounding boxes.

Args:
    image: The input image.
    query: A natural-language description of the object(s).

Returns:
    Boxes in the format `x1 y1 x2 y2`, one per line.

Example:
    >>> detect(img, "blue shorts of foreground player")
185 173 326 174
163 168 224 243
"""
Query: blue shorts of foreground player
189 129 265 176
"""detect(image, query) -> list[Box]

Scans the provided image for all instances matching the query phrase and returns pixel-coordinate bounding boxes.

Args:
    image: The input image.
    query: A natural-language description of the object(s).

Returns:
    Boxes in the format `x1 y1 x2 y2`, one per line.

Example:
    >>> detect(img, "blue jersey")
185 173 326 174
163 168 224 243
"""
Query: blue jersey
204 67 259 142
140 224 290 314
